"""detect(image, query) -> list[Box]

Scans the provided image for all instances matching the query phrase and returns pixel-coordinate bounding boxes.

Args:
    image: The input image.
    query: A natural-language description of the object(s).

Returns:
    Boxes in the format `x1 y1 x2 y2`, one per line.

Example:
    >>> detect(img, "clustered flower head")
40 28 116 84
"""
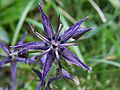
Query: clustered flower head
0 3 93 90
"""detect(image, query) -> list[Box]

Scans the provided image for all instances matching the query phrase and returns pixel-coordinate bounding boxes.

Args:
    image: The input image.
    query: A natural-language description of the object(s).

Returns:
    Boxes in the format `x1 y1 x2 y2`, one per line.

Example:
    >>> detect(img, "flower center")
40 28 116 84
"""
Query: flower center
52 44 57 48
51 40 58 49
9 50 18 60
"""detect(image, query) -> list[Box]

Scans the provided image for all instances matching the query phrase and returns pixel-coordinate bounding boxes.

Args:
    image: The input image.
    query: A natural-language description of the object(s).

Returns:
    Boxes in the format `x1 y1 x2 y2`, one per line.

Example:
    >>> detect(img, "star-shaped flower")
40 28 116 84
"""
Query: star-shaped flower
12 3 92 90
32 64 73 90
0 32 36 90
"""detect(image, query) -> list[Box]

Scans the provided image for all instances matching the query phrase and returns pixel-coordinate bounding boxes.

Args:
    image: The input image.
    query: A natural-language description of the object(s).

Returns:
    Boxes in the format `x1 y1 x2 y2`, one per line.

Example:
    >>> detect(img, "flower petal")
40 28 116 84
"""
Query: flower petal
16 56 38 64
11 42 46 48
32 68 42 80
62 47 92 72
16 57 26 63
0 57 10 66
18 42 48 54
72 27 92 39
41 54 47 64
36 82 43 90
17 32 27 45
38 3 54 38
26 56 38 64
0 41 10 55
0 87 3 90
11 62 17 90
57 68 74 80
40 51 54 88
61 17 88 42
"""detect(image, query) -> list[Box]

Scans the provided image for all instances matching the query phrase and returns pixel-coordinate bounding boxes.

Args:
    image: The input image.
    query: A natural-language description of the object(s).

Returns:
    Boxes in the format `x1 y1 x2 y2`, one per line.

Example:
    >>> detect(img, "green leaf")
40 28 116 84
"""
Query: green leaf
11 0 35 45
91 59 120 68
109 0 120 9
0 26 9 43
25 17 43 30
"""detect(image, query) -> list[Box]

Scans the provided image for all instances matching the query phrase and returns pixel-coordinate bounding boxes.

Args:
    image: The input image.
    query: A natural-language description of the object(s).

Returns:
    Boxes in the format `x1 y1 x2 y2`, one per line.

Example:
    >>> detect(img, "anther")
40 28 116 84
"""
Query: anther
52 36 55 40
48 37 52 41
58 37 61 41
45 43 48 46
60 48 64 51
60 41 64 44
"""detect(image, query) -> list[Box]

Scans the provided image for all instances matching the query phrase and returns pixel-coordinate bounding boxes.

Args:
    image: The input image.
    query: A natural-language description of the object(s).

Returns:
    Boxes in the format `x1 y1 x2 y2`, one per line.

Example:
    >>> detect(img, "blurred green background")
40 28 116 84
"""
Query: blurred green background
0 0 120 90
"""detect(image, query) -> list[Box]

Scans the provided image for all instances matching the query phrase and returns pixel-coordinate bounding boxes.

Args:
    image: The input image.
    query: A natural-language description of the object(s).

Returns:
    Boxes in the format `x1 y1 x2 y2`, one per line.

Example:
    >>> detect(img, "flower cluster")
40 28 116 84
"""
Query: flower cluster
0 3 92 90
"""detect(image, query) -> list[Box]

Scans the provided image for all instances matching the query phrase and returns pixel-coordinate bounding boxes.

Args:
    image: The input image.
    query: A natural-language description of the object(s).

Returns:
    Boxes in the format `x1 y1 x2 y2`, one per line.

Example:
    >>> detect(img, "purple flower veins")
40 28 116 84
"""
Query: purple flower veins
16 3 92 90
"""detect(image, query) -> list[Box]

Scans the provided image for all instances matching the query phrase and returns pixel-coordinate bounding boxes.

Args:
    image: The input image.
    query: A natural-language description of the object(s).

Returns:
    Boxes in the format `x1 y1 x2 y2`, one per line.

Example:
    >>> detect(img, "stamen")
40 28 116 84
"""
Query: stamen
60 40 64 44
10 45 22 48
55 24 63 40
52 36 55 40
58 37 61 41
61 43 78 46
55 50 59 60
29 23 50 43
9 51 18 56
36 48 51 59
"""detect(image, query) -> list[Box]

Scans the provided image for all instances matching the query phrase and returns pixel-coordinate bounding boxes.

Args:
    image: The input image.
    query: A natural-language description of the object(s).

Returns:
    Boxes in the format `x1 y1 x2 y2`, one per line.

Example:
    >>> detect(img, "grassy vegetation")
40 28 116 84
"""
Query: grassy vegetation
0 0 120 90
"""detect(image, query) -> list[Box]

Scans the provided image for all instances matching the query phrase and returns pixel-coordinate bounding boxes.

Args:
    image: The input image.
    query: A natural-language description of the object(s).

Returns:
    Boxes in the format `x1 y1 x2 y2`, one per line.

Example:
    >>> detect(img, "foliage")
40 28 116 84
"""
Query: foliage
0 0 120 90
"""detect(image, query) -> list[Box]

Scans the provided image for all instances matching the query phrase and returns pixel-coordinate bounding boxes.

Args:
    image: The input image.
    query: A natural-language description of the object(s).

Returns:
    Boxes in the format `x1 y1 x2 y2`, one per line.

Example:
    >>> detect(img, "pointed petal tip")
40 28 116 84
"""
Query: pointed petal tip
24 31 28 35
38 3 42 7
91 27 97 30
73 77 80 86
82 16 89 22
73 78 77 83
83 27 92 32
36 82 43 90
38 3 41 6
38 3 43 11
86 16 89 19
82 65 93 73
87 67 93 73
87 27 92 30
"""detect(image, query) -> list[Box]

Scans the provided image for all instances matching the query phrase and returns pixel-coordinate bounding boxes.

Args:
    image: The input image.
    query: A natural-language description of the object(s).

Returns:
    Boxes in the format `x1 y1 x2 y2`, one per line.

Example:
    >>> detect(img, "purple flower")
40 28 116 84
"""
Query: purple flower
32 63 73 90
12 3 92 90
0 87 3 90
0 32 36 90
72 27 92 39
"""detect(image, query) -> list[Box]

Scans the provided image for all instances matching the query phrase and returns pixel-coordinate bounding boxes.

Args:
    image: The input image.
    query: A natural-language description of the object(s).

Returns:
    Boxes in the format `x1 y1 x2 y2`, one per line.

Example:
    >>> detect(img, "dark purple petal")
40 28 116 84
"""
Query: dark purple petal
38 3 54 38
62 47 92 72
40 51 54 88
57 68 74 80
36 82 42 90
72 27 92 39
18 46 47 55
16 57 26 63
0 41 10 55
61 17 88 42
32 68 42 80
41 54 47 64
16 56 37 64
11 62 17 90
18 42 48 54
26 56 38 64
0 57 10 66
11 42 46 48
17 32 27 45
